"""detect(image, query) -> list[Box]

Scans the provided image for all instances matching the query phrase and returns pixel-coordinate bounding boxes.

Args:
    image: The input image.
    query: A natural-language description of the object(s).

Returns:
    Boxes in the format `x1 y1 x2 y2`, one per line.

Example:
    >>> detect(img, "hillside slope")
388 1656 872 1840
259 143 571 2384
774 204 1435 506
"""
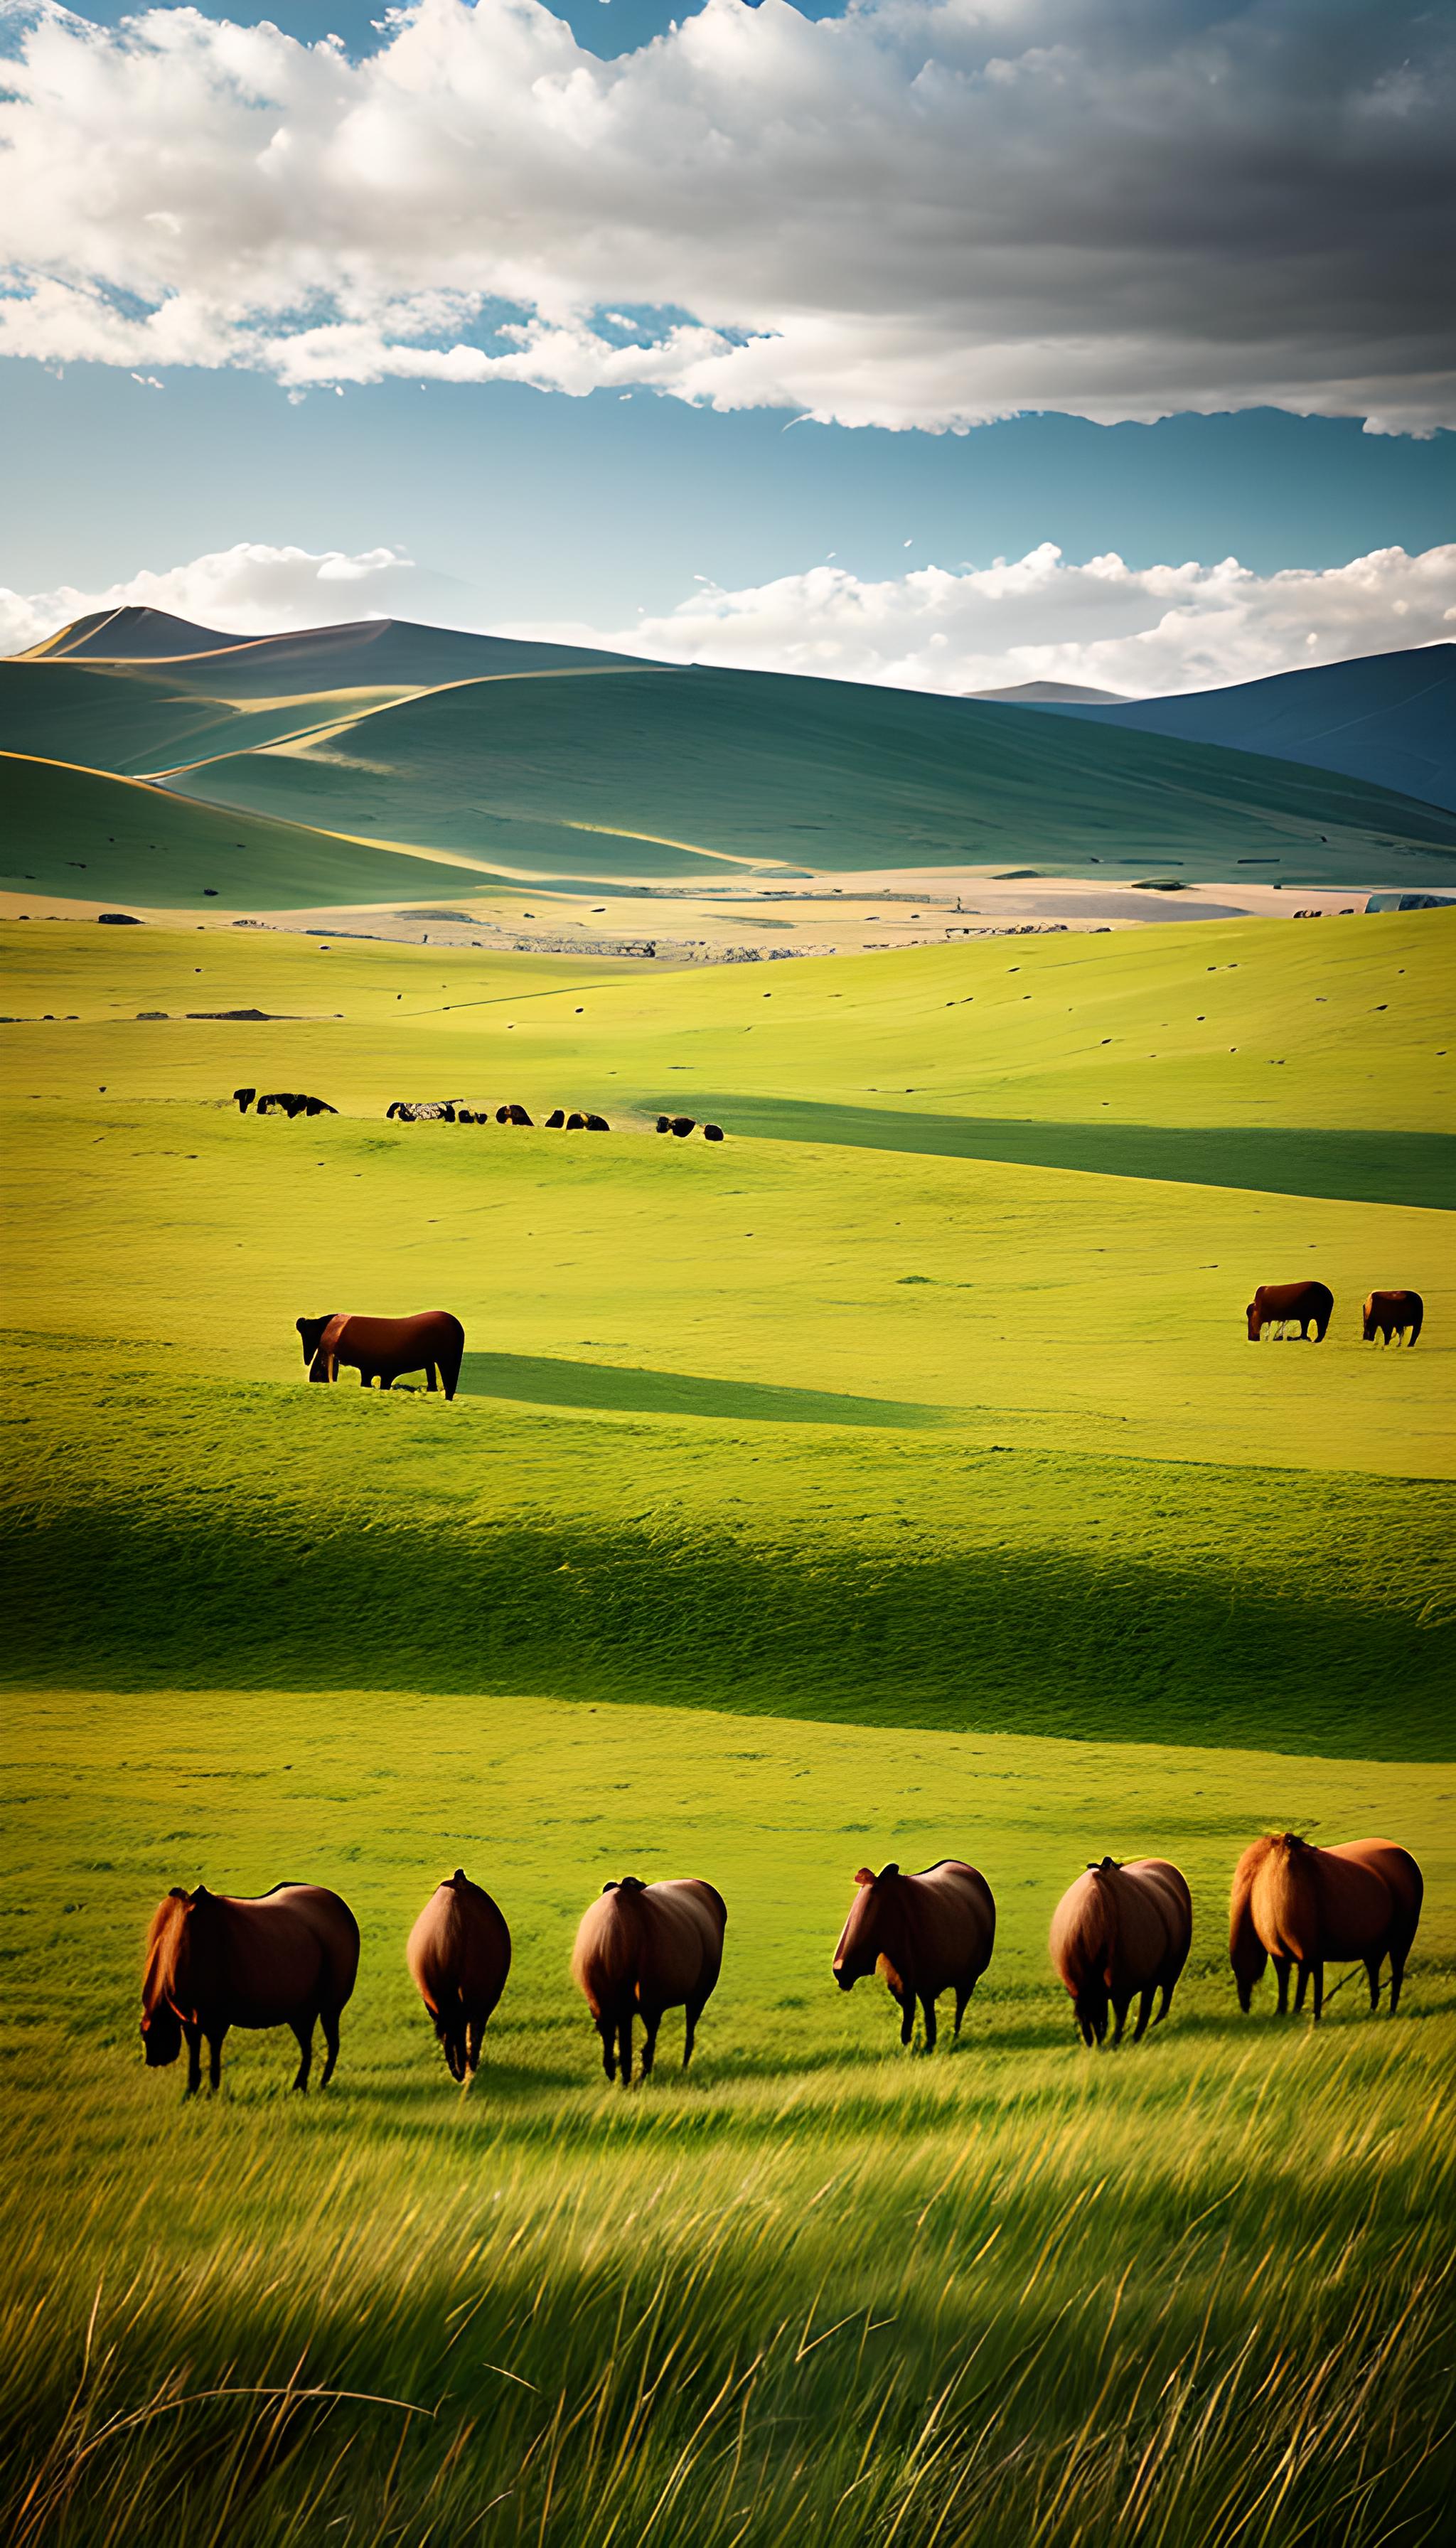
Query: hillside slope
0 751 506 909
1043 644 1456 813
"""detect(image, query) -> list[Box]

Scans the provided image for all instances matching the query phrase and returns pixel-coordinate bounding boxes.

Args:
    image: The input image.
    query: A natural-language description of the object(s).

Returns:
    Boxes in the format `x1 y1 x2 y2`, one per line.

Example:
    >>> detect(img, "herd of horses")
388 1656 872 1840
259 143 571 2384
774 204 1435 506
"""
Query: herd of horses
139 1833 1423 2096
1246 1280 1423 1344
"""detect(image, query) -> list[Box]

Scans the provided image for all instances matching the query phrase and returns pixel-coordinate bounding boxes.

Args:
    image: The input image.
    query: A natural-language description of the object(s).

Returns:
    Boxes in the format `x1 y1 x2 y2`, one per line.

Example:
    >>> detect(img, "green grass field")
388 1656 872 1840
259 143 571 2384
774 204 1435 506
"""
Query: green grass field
2 905 1453 2542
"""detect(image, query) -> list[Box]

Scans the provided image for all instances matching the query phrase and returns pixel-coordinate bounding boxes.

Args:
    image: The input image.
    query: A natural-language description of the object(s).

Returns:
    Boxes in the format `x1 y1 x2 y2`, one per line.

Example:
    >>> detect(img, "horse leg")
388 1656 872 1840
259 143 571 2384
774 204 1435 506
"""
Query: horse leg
1310 1962 1325 2023
1110 1994 1130 2048
291 2018 314 2092
920 1994 938 2054
1132 1985 1156 2043
953 1984 972 2040
1388 1949 1408 2014
1364 1955 1383 2013
639 2008 661 2079
318 2007 341 2088
616 2013 633 2087
1292 1963 1310 2015
467 2016 485 2075
183 2021 203 2098
599 2019 616 2084
1274 1956 1292 2015
896 1988 915 2049
426 1363 439 1393
358 1365 373 1388
207 2029 225 2093
682 1994 705 2070
1152 1976 1174 2025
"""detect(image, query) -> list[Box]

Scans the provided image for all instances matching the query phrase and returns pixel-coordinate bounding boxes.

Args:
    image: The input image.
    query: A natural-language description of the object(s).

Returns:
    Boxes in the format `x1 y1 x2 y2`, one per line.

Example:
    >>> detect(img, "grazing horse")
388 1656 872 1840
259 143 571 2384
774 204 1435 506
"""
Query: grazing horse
832 1859 995 2050
1049 1857 1192 2046
572 1877 726 2084
1363 1290 1423 1347
140 1883 359 2094
1228 1834 1422 2021
1246 1281 1333 1341
296 1310 464 1399
407 1870 512 2081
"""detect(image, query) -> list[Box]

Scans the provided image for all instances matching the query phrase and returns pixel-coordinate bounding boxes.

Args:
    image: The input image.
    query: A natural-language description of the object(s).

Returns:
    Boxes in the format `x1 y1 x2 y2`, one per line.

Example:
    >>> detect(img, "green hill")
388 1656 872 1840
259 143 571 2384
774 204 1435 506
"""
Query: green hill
0 751 507 909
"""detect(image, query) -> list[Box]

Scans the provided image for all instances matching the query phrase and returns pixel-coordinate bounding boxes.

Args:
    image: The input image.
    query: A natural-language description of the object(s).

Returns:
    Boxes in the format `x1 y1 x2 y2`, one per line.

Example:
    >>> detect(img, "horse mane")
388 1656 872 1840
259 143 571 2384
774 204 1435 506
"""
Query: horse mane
142 1890 191 2003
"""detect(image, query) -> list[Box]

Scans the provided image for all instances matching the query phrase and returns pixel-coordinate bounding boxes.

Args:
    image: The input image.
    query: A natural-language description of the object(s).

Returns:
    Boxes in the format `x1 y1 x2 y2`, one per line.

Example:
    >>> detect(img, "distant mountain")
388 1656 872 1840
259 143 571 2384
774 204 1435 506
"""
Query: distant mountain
1035 645 1456 814
21 605 259 661
965 680 1128 705
4 615 1455 903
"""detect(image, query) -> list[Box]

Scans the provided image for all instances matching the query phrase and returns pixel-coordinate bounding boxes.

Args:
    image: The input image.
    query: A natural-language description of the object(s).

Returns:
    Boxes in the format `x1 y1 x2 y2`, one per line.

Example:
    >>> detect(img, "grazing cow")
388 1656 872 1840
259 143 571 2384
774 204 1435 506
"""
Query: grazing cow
586 1114 609 1132
656 1117 671 1134
572 1876 727 2084
703 1123 724 1142
1363 1290 1423 1347
832 1860 995 2050
546 1109 566 1129
233 1087 255 1113
566 1111 586 1130
1246 1280 1333 1341
1228 1834 1422 2021
508 1103 532 1126
140 1882 359 2094
670 1116 695 1138
1049 1857 1192 2046
458 1108 475 1124
301 1097 336 1117
495 1106 511 1124
406 1870 512 2080
296 1310 465 1400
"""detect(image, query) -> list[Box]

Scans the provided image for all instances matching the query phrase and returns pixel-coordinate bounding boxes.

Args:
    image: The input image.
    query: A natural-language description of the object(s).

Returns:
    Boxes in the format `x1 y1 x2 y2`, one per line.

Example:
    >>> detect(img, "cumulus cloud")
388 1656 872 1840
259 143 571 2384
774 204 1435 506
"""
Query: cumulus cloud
0 0 1452 431
0 540 442 653
6 534 1452 698
520 542 1456 695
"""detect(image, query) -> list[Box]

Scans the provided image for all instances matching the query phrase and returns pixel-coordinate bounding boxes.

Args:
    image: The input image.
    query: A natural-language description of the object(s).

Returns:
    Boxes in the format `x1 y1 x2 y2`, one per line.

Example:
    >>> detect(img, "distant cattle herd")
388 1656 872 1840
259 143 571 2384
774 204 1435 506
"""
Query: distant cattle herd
1246 1280 1423 1344
236 1089 725 1138
139 1832 1424 2096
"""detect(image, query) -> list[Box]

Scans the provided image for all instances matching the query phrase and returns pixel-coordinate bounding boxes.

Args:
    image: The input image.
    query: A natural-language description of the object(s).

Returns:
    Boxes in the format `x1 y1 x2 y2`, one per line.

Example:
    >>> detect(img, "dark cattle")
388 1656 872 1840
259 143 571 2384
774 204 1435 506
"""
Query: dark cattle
301 1097 336 1118
386 1101 406 1120
458 1108 475 1124
832 1860 995 2050
508 1104 532 1127
1363 1289 1423 1347
1229 1834 1423 2020
495 1106 511 1124
656 1117 671 1133
545 1108 566 1129
703 1123 724 1142
1049 1857 1193 2046
407 1870 512 2080
586 1114 609 1132
670 1116 695 1138
566 1111 587 1130
296 1309 465 1400
141 1882 359 2094
1246 1280 1333 1342
233 1088 255 1113
572 1876 727 2084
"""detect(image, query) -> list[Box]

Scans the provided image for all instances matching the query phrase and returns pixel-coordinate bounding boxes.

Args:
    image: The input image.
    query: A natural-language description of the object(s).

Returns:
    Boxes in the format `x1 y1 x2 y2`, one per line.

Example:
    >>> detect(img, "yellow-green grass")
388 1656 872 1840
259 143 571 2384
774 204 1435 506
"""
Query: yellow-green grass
3 915 1451 1752
2 1688 1452 2547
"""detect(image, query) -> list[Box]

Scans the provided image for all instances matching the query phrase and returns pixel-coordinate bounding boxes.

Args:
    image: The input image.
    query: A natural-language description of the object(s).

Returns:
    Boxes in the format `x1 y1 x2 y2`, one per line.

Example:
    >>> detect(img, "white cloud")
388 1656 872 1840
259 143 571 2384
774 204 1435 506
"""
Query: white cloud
6 534 1452 700
0 0 1450 432
0 540 441 653
518 542 1456 696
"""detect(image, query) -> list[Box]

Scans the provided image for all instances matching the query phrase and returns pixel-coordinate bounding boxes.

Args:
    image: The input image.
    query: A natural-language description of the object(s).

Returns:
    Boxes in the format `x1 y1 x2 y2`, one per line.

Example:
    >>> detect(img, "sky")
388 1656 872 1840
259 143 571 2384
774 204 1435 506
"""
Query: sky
1 0 1452 694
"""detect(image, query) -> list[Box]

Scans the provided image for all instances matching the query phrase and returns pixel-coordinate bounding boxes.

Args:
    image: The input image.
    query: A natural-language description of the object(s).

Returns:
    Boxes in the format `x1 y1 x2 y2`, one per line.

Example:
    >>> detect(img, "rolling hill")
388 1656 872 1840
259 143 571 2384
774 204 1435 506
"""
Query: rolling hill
1039 643 1456 813
0 751 506 909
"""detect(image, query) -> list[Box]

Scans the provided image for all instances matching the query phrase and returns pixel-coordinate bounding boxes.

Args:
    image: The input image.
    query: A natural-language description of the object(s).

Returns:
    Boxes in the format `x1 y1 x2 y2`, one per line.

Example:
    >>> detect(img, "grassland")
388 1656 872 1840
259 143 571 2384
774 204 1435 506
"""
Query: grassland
2 903 1452 2542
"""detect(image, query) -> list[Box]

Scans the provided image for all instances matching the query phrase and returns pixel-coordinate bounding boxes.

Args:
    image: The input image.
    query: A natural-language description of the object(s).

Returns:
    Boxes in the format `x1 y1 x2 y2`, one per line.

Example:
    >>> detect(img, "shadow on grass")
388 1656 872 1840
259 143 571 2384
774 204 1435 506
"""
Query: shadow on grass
665 1095 1456 1210
454 1351 949 1430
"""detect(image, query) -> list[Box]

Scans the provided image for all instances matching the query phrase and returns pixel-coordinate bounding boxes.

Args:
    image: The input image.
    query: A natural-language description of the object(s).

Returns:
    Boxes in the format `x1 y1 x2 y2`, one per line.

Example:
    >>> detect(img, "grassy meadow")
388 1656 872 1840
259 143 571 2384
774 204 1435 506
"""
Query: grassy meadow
2 903 1453 2541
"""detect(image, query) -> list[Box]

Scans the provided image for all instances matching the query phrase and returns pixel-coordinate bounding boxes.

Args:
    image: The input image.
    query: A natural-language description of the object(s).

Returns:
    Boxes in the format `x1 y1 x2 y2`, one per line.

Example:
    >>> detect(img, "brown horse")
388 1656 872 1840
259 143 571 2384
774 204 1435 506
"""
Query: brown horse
1228 1834 1423 2020
407 1870 512 2081
832 1860 995 2050
572 1877 726 2084
1246 1281 1333 1341
1362 1290 1423 1347
296 1310 464 1399
140 1883 359 2094
1049 1857 1193 2046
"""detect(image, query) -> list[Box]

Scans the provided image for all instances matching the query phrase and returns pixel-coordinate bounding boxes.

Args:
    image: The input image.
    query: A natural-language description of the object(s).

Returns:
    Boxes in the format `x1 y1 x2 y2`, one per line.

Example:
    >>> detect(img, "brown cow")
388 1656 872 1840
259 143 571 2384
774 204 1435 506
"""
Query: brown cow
1228 1834 1422 2020
1049 1857 1192 2046
1362 1289 1423 1347
140 1882 359 2094
832 1859 995 2050
407 1870 512 2080
296 1310 464 1399
1246 1280 1332 1341
572 1876 726 2084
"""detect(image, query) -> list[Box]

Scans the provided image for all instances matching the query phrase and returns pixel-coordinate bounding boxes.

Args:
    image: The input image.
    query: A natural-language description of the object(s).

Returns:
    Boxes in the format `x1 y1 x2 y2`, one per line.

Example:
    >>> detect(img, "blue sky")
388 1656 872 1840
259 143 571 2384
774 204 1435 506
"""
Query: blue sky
1 0 1450 690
